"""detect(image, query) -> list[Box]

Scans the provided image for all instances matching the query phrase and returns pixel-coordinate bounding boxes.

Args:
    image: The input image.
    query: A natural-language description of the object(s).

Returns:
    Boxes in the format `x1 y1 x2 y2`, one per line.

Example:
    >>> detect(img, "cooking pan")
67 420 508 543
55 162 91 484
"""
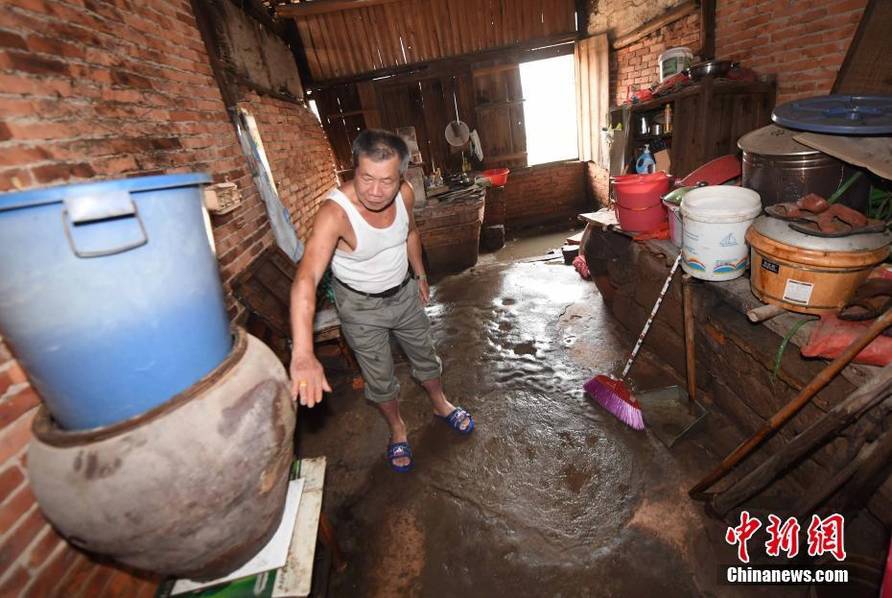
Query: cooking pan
685 60 738 81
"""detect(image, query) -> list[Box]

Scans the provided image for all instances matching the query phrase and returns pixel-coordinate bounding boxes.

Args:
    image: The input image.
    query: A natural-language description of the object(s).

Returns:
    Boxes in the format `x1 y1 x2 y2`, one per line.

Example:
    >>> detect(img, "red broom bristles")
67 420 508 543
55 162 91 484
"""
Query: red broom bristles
584 374 645 431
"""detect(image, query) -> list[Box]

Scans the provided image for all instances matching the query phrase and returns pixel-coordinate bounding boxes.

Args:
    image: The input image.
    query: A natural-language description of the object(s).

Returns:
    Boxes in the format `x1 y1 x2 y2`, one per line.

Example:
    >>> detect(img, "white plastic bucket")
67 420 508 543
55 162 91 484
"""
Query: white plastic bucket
681 186 762 281
658 47 693 81
663 199 683 247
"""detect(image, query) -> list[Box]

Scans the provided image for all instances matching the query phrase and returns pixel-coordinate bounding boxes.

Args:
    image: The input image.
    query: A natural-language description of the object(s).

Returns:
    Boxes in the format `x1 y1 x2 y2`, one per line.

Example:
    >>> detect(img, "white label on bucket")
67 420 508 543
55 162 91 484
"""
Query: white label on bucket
783 279 814 305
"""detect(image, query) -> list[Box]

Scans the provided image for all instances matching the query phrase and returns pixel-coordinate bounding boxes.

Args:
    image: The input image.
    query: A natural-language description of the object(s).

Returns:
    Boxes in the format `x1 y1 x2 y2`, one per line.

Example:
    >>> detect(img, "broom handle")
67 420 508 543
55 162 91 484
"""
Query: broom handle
620 252 683 380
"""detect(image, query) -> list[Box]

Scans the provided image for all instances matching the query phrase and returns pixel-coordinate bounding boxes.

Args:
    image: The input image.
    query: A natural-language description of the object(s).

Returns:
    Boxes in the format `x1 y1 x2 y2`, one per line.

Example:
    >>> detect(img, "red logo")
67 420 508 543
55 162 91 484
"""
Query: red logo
765 515 800 558
807 514 846 561
725 511 762 563
725 512 846 563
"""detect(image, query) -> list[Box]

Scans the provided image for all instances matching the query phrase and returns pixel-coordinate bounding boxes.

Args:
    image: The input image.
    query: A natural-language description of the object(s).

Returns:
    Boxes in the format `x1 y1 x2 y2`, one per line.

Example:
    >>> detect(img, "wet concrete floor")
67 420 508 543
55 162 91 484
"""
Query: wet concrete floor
297 235 818 597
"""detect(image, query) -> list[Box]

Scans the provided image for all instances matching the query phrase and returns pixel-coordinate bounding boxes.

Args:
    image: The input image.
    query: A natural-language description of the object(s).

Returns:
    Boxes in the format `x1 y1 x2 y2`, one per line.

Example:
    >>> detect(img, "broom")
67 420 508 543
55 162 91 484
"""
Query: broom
584 252 684 430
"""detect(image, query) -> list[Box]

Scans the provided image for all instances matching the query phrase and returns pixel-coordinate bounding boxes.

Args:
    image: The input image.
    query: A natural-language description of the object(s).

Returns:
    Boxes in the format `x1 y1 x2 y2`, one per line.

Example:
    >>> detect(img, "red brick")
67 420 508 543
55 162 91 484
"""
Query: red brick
24 543 80 598
133 578 159 598
0 565 30 598
25 526 62 569
0 386 39 430
78 562 116 597
0 31 28 51
0 362 27 396
55 551 96 598
0 465 25 503
0 506 47 568
0 410 34 464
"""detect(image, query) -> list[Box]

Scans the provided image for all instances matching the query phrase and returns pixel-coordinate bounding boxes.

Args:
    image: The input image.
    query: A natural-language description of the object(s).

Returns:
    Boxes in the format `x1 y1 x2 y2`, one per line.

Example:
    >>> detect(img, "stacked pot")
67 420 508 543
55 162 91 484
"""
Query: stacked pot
0 175 295 580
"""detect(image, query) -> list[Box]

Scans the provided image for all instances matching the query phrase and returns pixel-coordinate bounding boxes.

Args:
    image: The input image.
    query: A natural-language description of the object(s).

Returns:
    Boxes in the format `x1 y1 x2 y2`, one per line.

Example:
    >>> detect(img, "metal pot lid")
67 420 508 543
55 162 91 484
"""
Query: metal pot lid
737 124 818 156
772 95 892 135
752 215 892 252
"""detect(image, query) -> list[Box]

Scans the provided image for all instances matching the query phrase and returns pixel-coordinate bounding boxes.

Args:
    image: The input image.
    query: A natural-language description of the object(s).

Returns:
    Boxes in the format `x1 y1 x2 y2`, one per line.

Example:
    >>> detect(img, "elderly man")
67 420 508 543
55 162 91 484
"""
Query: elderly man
289 129 474 472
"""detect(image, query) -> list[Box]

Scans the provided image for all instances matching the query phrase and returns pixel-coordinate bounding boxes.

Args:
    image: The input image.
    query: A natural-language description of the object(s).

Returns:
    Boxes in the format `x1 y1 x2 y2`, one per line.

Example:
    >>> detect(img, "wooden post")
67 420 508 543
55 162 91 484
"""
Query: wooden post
682 274 697 403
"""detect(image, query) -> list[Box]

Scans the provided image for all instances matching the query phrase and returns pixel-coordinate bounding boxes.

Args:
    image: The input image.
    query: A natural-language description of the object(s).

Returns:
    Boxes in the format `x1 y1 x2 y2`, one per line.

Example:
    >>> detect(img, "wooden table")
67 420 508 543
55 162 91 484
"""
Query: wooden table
166 457 340 598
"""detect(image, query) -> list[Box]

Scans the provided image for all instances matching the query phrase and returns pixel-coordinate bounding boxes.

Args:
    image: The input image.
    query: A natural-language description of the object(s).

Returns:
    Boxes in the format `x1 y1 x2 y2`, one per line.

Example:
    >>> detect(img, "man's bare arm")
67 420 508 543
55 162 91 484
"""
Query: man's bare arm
289 201 342 406
402 182 429 305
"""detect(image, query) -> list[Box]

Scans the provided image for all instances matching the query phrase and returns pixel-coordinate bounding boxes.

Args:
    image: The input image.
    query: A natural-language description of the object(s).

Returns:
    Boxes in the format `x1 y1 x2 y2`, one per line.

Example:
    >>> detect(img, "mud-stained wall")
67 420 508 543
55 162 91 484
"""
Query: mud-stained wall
587 0 689 37
0 1 335 595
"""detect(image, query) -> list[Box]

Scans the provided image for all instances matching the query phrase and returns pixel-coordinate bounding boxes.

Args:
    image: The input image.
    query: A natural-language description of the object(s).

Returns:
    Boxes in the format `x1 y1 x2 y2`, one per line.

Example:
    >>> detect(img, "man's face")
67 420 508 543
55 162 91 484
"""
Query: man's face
354 155 401 210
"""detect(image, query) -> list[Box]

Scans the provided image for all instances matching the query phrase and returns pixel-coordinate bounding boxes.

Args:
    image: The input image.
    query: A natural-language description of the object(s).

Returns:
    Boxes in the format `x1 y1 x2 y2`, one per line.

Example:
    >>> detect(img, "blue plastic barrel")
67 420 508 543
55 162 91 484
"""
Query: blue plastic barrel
0 174 232 429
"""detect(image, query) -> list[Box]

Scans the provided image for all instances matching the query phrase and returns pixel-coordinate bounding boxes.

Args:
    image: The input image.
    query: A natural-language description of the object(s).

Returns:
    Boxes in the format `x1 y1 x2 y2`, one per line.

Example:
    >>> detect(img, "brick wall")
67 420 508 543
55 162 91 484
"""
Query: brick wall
585 161 610 209
610 12 701 106
0 1 335 595
715 0 868 104
500 161 588 231
607 1 867 108
215 91 336 288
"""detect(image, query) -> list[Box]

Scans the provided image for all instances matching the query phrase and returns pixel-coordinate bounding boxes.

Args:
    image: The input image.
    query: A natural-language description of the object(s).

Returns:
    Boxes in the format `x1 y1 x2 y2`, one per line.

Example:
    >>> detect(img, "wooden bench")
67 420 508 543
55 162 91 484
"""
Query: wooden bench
231 246 357 371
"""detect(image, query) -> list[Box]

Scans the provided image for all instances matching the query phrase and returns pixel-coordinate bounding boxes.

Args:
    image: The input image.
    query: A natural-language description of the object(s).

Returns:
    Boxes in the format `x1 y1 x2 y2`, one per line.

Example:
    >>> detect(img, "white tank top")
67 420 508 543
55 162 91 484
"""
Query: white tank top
329 188 410 293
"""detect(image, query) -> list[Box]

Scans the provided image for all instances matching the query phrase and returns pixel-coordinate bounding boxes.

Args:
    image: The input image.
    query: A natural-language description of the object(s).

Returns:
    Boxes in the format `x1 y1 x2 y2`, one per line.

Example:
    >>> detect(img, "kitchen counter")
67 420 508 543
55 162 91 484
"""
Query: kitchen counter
578 208 880 388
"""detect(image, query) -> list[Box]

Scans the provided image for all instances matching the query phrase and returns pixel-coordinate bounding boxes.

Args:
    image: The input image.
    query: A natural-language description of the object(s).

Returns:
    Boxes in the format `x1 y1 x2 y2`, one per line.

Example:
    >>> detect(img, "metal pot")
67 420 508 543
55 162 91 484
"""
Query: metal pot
685 59 738 81
738 125 870 211
637 115 650 135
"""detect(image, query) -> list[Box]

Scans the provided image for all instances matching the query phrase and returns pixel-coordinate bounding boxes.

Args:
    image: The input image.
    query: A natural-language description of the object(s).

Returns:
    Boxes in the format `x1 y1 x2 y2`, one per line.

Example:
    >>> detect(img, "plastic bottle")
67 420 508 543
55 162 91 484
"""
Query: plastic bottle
635 144 656 174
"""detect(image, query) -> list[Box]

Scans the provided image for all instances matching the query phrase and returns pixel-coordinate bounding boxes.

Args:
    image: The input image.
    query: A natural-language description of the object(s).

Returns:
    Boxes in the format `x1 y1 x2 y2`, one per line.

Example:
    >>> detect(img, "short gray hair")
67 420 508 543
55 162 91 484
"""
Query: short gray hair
352 129 410 174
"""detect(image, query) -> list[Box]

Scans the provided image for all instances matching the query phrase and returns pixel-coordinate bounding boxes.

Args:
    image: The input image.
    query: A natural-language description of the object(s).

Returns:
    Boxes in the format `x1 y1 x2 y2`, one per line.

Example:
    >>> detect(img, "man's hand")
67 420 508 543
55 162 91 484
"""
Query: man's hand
289 351 332 407
418 277 430 306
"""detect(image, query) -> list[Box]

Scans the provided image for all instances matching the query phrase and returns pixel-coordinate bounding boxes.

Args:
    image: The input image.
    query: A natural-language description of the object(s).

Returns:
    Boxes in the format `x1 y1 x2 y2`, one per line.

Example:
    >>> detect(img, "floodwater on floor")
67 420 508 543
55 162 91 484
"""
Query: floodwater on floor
297 236 823 597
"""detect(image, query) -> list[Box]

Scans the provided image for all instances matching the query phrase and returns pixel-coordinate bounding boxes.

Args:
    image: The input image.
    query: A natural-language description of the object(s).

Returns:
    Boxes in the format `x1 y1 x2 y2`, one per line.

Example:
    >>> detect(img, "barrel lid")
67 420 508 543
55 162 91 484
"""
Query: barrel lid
772 95 892 135
0 173 212 212
737 124 818 156
752 215 892 252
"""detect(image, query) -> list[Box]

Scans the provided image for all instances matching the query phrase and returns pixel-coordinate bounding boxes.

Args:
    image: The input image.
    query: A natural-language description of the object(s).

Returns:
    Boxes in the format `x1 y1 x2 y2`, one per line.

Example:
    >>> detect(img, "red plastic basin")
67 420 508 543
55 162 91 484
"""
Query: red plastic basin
483 168 510 187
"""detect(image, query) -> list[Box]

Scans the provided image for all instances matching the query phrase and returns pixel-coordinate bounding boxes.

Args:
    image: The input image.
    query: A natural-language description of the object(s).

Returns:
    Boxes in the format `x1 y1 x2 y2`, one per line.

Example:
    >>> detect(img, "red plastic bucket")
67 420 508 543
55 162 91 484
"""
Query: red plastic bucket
613 172 670 232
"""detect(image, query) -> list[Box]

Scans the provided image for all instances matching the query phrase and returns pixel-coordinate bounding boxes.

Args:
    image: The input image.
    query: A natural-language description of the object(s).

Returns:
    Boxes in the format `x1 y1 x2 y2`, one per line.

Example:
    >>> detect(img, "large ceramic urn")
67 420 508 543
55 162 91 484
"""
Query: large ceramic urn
27 328 296 580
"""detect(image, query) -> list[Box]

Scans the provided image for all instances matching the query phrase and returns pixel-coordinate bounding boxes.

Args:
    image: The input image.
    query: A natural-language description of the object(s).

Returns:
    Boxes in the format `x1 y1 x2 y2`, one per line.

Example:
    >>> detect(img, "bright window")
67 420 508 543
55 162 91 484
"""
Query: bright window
519 54 578 166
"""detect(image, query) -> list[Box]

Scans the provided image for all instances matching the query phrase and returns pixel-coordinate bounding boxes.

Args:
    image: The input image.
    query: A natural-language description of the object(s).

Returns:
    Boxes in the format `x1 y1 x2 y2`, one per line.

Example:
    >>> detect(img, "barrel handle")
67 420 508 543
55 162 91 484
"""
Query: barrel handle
61 193 148 258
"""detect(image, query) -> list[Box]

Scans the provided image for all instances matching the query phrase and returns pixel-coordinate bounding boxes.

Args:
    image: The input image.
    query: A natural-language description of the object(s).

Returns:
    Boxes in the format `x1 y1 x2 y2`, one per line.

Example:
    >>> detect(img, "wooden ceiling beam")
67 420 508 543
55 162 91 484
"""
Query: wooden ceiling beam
275 0 403 18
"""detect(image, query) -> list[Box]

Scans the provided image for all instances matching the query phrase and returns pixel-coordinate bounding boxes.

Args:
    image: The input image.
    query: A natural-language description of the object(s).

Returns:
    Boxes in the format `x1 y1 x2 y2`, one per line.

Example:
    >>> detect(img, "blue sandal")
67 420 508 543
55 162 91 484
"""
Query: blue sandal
386 441 414 473
437 407 475 435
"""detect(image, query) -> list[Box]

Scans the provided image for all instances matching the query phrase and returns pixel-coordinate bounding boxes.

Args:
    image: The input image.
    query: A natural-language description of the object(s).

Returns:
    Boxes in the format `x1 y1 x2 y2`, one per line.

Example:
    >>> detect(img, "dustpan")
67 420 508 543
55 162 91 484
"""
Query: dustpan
637 273 708 448
636 385 707 448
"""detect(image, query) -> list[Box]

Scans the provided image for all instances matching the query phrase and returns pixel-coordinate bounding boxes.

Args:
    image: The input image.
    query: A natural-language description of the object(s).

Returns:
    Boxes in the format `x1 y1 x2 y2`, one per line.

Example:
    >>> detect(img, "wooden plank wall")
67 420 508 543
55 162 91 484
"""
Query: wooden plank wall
290 0 577 82
314 68 479 174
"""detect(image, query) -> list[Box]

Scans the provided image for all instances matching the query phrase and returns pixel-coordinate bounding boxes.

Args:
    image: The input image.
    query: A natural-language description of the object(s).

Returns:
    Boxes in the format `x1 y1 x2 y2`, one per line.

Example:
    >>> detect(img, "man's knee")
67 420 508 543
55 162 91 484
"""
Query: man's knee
363 378 400 403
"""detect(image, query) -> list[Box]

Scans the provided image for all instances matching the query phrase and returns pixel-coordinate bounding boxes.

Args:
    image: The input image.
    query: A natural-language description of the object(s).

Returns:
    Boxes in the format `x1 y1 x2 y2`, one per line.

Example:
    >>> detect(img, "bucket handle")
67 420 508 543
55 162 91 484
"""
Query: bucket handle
62 192 148 258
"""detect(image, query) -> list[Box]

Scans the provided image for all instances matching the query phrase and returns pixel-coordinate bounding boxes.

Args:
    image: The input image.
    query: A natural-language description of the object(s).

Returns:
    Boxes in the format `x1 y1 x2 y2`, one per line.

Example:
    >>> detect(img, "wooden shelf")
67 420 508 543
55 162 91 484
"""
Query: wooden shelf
610 77 776 177
610 79 776 114
632 133 673 141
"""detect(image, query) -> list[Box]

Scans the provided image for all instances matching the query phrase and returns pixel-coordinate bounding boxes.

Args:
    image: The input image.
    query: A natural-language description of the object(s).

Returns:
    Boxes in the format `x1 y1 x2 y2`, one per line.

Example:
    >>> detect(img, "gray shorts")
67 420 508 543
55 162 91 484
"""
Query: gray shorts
333 277 442 403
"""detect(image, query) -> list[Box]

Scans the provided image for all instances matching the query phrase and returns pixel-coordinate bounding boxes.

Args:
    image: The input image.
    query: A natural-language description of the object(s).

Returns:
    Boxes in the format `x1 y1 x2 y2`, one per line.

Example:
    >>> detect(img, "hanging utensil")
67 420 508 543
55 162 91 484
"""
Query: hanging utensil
445 84 470 147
